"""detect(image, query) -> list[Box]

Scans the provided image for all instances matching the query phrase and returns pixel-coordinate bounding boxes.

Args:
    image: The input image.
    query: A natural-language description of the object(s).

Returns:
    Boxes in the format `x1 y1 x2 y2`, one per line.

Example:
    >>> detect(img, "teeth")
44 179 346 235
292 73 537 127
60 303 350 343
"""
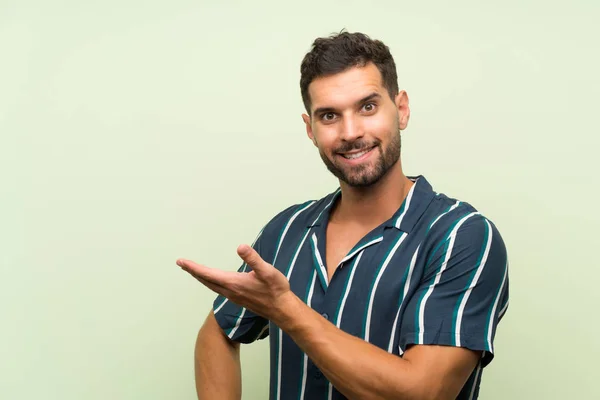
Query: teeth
343 149 370 159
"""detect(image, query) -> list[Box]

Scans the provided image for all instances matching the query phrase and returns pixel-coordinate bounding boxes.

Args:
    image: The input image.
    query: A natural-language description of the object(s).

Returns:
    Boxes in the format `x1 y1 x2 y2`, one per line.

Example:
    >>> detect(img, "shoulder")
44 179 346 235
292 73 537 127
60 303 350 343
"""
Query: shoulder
256 189 338 243
424 190 502 237
421 190 507 271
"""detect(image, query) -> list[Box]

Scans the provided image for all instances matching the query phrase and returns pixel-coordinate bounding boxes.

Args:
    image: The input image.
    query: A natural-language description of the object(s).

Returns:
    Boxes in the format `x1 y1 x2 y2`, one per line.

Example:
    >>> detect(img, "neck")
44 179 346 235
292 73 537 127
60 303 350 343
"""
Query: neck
332 162 414 227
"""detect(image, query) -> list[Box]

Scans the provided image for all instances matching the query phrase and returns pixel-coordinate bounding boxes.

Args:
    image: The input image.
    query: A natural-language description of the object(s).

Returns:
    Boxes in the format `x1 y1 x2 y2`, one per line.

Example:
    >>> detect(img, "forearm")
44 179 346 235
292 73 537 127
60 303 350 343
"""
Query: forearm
194 311 242 400
277 294 424 400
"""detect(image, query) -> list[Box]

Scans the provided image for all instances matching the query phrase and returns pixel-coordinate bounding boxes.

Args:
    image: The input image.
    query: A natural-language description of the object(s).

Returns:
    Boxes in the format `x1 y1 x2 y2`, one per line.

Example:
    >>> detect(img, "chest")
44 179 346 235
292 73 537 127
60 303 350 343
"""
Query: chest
280 227 424 350
325 222 373 280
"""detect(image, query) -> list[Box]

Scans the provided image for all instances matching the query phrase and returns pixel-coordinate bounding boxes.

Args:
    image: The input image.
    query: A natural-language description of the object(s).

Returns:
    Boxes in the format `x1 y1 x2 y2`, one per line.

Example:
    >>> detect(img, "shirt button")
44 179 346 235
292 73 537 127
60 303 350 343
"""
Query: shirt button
321 313 329 320
314 369 323 379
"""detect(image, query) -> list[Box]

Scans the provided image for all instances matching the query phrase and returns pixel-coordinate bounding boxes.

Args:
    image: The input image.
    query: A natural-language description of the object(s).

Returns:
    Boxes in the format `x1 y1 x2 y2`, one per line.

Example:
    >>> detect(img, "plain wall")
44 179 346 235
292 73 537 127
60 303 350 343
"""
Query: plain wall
1 0 598 398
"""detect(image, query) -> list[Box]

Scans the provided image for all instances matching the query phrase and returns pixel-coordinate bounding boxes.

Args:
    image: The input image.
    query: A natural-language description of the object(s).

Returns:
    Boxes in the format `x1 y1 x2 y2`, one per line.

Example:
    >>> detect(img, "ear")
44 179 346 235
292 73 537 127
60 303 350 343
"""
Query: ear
395 90 410 130
302 113 318 146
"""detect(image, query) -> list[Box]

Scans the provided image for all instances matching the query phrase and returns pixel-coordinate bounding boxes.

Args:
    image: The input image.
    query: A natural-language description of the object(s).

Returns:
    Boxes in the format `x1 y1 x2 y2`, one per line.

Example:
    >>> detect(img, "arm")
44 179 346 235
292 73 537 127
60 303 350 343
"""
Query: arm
179 215 508 400
276 294 478 400
180 249 475 400
194 310 242 400
273 215 508 400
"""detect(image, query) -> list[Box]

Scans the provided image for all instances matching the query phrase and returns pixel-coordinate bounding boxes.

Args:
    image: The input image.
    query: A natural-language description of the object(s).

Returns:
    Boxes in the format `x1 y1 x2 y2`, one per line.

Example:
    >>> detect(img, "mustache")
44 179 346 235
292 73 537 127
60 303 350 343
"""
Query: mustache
334 140 379 153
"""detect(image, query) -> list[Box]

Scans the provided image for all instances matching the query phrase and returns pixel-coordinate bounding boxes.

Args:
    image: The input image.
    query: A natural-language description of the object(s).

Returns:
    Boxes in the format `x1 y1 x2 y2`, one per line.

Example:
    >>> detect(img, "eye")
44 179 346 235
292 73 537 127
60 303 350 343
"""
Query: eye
321 112 336 121
362 102 377 113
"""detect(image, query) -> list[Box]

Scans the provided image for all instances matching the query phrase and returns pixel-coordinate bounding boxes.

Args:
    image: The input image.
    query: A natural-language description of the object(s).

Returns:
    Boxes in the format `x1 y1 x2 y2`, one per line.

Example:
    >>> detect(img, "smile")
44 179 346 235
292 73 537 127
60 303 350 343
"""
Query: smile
339 146 376 160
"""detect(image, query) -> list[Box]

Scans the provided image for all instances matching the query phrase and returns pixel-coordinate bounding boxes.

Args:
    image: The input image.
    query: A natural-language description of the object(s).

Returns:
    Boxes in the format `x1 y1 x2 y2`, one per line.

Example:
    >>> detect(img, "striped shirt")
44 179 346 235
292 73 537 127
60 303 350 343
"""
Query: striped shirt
213 175 509 400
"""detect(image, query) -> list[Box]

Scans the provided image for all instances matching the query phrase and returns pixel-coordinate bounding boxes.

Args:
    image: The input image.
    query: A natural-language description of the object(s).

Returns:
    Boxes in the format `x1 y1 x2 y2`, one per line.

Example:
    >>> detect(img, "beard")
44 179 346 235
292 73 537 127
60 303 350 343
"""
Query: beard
319 127 401 188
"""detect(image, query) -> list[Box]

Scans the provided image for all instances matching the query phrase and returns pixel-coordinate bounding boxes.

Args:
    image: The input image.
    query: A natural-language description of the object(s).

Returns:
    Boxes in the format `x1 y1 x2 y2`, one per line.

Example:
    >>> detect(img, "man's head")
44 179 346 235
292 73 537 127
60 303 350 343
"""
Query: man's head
300 31 410 188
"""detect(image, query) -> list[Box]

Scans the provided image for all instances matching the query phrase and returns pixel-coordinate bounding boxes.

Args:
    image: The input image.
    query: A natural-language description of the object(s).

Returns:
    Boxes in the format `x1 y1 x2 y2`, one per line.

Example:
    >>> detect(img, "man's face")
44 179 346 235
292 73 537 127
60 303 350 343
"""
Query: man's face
302 63 410 188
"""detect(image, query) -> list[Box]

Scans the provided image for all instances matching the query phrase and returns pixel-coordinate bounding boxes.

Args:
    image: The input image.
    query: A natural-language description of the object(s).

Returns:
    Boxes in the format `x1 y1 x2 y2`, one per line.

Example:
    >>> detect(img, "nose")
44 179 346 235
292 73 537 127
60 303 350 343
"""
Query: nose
339 114 364 142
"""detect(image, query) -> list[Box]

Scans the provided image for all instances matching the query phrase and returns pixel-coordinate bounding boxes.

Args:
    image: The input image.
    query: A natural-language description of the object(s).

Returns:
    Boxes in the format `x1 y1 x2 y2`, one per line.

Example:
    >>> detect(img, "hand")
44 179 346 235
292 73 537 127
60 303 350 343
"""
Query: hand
177 244 295 323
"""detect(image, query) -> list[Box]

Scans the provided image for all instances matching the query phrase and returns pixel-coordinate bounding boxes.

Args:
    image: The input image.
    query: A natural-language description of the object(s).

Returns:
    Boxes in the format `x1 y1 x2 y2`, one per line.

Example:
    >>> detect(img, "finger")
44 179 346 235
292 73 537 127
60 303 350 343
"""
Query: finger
236 244 269 274
177 260 233 296
193 274 233 298
176 259 229 286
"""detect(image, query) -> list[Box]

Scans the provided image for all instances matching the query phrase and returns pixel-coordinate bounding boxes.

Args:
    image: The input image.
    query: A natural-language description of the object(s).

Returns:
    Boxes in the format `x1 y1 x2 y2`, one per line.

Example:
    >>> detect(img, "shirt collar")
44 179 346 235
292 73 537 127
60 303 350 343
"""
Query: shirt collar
384 175 436 233
308 175 436 234
307 188 340 228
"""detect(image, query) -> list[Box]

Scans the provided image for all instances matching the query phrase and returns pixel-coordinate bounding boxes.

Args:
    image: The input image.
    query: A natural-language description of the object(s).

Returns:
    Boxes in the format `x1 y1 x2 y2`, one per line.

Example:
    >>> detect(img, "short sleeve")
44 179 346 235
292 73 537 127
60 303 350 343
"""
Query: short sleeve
212 229 270 344
399 213 509 367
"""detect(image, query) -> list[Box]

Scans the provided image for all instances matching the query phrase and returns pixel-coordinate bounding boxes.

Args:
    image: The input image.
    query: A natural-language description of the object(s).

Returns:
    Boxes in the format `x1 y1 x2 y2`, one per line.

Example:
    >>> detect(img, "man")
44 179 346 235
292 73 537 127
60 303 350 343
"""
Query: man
177 31 509 400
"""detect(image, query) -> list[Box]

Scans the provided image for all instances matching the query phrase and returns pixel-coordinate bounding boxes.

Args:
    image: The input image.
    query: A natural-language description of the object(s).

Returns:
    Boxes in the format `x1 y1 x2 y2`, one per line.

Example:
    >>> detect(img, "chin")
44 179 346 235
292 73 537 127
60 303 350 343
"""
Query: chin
342 163 396 188
345 180 377 188
342 172 382 188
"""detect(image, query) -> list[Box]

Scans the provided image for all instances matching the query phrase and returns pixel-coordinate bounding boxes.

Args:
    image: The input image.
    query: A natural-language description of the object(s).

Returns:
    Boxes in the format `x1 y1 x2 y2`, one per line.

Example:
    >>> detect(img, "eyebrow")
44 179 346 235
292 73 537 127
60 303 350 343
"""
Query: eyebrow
312 92 382 116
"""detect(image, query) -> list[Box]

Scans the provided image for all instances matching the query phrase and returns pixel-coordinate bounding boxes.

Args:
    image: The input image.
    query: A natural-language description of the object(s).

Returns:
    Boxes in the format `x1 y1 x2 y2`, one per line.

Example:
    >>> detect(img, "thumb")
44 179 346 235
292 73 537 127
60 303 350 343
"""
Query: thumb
237 244 268 273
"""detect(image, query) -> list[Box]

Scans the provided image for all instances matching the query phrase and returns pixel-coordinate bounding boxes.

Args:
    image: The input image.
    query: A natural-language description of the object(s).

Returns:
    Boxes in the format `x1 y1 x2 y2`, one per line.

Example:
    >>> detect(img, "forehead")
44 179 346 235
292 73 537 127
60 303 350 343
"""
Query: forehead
308 63 386 112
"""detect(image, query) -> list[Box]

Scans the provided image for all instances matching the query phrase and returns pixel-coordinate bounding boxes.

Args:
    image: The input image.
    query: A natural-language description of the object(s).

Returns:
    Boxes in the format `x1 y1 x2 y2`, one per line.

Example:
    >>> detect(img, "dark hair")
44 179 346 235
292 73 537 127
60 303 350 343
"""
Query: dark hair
300 30 399 115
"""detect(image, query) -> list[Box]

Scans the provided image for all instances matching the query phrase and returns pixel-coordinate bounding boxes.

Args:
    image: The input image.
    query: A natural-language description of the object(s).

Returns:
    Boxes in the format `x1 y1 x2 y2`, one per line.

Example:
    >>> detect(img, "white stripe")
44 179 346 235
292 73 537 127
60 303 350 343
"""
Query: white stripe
254 323 270 341
389 244 420 354
311 188 340 227
278 230 311 400
429 200 461 229
418 212 480 344
214 225 266 316
325 188 341 210
394 182 417 229
280 194 339 400
213 298 228 315
335 251 363 328
307 270 317 306
338 237 382 267
277 328 284 400
311 233 328 288
498 300 509 319
227 308 246 339
224 221 268 337
326 252 363 398
286 196 338 280
455 219 493 347
285 231 311 279
487 261 508 352
272 201 316 266
298 271 317 400
228 203 316 339
277 329 284 400
365 232 408 342
468 363 483 400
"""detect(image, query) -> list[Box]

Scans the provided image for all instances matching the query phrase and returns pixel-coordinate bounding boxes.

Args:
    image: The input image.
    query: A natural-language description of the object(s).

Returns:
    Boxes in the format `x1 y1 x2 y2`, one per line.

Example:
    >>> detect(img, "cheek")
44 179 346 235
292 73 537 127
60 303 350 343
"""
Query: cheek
313 128 337 151
366 114 396 139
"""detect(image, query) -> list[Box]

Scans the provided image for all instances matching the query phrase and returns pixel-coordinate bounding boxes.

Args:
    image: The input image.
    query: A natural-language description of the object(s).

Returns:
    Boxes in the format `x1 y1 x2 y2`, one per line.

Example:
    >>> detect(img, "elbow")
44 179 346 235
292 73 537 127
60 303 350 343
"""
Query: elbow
195 311 240 361
346 377 448 400
383 376 450 400
408 383 455 400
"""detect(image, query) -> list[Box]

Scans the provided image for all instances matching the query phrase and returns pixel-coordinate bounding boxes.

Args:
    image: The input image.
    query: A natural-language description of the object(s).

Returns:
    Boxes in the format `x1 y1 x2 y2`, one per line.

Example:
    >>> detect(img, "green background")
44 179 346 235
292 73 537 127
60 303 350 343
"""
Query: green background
1 0 598 398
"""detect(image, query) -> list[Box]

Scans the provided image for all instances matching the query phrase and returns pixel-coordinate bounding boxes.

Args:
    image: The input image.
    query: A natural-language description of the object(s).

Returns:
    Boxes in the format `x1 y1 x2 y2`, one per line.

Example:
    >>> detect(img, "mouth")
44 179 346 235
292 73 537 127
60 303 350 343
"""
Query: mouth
338 146 376 160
